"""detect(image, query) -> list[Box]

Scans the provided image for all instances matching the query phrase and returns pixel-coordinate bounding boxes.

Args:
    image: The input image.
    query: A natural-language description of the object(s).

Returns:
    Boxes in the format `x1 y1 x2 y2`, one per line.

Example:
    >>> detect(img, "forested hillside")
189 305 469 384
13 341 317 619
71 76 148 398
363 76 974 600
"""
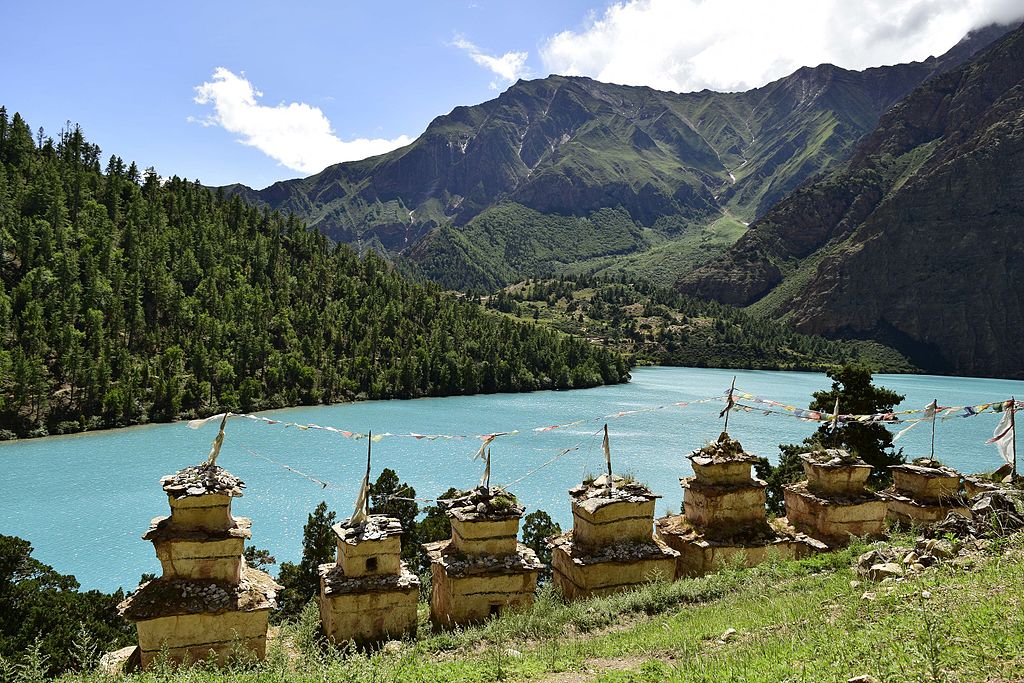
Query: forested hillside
0 109 629 438
486 276 916 372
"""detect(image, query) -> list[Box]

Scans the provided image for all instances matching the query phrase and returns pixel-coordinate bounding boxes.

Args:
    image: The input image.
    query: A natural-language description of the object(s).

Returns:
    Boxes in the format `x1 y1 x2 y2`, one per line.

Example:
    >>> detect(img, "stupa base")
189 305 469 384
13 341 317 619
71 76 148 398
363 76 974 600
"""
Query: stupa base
120 565 279 669
318 563 419 645
654 515 826 578
550 533 679 600
879 489 971 527
784 482 886 546
424 539 541 628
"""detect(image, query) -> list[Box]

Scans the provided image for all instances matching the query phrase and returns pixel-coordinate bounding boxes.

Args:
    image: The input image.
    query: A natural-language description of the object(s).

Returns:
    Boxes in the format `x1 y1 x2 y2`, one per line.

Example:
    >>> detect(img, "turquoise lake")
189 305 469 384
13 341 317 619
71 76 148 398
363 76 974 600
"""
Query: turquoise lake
1 366 1021 592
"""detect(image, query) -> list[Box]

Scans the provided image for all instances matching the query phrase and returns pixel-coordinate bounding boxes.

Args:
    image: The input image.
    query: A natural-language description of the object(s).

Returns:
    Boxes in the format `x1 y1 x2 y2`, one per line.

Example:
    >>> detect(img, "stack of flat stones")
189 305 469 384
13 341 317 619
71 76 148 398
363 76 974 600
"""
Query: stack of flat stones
118 464 279 669
551 474 679 599
424 487 541 627
438 486 526 520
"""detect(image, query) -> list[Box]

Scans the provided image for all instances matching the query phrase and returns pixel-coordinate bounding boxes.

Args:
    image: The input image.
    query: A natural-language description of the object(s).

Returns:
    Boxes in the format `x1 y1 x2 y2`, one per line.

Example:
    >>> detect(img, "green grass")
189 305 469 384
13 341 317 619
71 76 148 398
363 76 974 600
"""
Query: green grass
36 534 1024 683
588 214 749 287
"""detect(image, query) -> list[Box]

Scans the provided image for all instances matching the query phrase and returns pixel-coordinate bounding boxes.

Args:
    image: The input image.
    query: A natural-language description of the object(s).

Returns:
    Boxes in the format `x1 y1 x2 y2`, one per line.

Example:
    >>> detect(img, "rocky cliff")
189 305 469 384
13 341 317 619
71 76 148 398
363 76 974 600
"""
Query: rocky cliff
680 24 1024 378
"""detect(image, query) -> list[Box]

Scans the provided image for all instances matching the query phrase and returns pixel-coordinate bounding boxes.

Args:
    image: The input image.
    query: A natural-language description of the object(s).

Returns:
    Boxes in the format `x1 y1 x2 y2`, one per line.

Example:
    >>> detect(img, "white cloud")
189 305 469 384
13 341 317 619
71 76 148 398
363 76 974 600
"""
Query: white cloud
541 0 1024 93
452 37 530 89
193 68 413 175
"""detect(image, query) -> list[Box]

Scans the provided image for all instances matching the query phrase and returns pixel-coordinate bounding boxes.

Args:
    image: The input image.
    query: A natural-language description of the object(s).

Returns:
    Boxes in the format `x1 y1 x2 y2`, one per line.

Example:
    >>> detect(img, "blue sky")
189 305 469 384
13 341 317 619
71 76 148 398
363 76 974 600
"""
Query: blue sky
3 0 1021 189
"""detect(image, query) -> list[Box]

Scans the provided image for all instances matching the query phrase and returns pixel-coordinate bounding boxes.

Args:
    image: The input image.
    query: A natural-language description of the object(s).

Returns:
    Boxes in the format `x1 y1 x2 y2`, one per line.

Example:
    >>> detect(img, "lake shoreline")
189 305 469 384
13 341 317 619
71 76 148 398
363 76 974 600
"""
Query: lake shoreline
6 359 1021 444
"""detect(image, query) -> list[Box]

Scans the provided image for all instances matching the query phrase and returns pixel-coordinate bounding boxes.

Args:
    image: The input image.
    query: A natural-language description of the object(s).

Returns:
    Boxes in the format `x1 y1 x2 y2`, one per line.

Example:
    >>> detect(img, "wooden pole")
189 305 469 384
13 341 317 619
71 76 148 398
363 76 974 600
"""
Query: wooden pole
929 398 937 461
722 375 737 434
365 432 373 496
1011 397 1017 480
603 423 612 495
485 448 491 495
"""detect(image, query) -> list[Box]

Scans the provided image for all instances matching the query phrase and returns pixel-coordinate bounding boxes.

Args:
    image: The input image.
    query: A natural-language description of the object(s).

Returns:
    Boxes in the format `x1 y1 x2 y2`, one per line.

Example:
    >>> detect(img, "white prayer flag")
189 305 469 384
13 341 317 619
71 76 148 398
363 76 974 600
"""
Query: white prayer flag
987 410 1015 465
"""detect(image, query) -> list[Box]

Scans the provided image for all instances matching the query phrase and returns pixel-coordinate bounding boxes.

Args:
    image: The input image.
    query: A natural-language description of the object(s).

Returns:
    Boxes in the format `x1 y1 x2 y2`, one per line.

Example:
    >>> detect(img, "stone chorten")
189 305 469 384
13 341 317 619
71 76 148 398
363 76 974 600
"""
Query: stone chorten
656 433 824 578
880 458 969 526
423 486 542 627
317 441 420 646
783 448 887 545
118 463 279 668
551 474 679 599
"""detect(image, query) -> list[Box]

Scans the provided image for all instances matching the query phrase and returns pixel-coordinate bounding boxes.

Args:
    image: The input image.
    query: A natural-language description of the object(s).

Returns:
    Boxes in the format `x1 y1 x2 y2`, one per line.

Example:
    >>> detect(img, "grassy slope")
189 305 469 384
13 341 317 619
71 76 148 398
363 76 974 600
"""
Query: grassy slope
53 533 1024 682
582 214 749 288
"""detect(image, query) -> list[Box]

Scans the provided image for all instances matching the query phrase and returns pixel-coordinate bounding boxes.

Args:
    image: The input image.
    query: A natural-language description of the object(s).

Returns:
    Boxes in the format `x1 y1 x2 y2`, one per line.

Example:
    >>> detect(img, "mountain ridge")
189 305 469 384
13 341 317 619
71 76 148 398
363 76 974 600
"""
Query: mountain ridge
219 23 1014 290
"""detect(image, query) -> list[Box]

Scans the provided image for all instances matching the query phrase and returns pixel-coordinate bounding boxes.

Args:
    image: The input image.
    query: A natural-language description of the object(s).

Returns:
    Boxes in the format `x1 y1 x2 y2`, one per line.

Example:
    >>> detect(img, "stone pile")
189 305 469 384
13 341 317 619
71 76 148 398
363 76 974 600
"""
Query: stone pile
964 463 1015 497
879 458 969 526
550 474 678 599
856 490 1024 583
784 448 887 546
318 514 419 645
424 486 542 627
656 433 824 578
925 490 1024 540
118 464 279 668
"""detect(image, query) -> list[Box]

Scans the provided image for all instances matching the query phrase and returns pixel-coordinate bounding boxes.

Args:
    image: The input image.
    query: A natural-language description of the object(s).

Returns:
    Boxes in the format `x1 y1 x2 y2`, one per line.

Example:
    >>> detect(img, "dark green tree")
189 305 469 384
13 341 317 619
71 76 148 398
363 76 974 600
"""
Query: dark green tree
243 545 277 572
0 112 631 438
756 365 905 514
0 535 132 675
276 502 336 620
520 510 561 584
368 468 419 563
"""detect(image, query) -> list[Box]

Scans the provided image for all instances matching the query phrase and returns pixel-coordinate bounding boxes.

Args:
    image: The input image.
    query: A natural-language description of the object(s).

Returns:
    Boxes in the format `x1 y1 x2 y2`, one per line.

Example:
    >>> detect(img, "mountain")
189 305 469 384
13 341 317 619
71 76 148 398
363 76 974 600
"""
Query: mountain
679 24 1024 379
221 25 1012 290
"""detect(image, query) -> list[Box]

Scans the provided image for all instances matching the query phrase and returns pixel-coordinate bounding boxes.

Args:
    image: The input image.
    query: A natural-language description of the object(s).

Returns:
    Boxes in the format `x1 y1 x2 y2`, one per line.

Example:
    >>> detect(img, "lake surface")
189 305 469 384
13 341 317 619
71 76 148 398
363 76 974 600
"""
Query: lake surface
1 366 1021 592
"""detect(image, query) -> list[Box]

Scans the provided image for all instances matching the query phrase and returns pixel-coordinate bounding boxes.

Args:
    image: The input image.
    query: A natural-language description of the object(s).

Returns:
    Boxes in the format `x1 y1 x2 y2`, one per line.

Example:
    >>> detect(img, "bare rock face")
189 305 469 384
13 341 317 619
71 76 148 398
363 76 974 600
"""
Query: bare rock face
680 24 1024 378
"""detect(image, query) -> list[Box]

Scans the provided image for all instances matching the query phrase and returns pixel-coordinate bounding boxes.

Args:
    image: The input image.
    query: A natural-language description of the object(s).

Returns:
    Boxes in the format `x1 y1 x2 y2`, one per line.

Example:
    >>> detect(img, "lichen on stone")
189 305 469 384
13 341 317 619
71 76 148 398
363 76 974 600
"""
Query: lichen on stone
439 486 525 521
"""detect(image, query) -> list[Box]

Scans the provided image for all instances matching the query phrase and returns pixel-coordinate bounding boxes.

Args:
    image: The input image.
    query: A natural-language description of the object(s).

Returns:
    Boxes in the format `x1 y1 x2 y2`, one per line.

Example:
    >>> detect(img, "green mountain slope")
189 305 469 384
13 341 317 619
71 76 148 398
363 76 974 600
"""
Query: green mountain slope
486 276 916 372
680 24 1024 379
222 25 1011 290
0 111 629 438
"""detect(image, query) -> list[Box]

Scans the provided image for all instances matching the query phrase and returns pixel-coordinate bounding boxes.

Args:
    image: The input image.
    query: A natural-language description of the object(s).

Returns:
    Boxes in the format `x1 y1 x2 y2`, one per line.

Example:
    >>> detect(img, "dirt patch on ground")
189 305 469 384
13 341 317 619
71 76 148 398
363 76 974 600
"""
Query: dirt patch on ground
540 656 650 683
